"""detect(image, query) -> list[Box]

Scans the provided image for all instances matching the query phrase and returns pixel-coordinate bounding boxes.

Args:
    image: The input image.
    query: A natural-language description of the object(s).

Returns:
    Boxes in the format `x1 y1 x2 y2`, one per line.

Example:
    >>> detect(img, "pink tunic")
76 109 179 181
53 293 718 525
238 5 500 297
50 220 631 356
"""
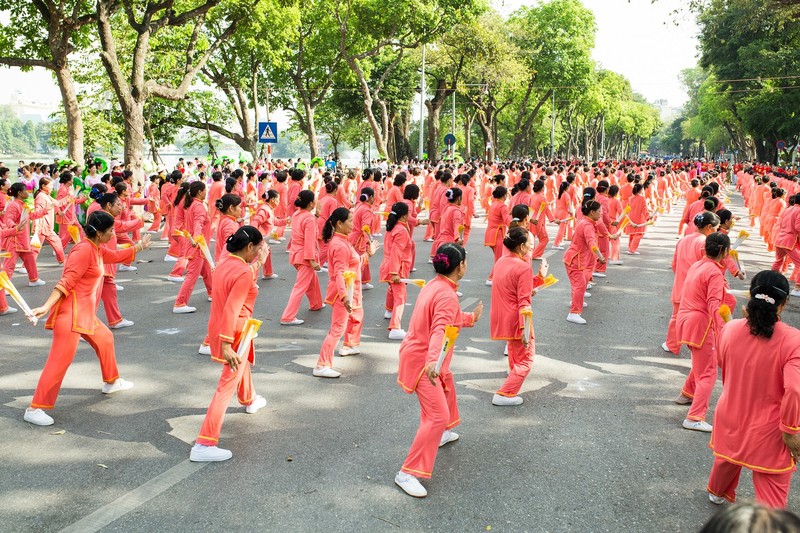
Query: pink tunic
677 258 727 348
490 254 533 340
287 209 318 267
397 275 477 393
323 233 363 308
711 320 800 473
671 232 706 304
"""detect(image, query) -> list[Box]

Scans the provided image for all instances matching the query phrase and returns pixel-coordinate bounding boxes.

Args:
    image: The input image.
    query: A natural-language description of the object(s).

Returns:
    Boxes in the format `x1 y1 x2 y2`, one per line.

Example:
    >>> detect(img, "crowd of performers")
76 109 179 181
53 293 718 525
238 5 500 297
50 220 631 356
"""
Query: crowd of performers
2 157 800 504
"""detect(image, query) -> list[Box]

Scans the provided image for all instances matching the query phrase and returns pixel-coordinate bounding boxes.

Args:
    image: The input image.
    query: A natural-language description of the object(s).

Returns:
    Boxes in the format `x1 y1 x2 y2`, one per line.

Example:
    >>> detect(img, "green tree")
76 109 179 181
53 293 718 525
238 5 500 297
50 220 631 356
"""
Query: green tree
0 0 96 161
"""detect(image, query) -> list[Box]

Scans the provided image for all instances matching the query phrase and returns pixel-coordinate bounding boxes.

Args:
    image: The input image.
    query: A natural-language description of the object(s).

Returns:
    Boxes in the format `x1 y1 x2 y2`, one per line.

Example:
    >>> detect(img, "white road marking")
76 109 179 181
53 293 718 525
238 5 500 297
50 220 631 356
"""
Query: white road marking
59 460 207 533
150 288 205 304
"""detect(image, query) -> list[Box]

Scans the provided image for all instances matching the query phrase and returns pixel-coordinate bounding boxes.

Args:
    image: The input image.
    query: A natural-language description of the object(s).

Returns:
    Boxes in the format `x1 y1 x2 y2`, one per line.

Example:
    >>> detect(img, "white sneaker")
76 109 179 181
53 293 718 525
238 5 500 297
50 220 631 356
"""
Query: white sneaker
593 272 606 278
16 267 27 274
373 233 383 238
173 306 196 314
0 306 18 315
633 251 641 255
23 408 54 426
661 342 672 353
190 444 232 462
485 279 493 286
609 260 624 265
586 282 595 289
167 275 185 283
313 366 341 378
566 313 587 325
28 279 45 287
439 430 459 447
383 310 393 319
708 493 726 505
504 344 508 356
423 238 433 242
362 283 374 290
338 346 360 356
456 291 463 297
245 395 267 414
164 255 178 262
675 394 693 405
198 344 211 356
268 239 281 245
110 319 134 329
280 319 304 326
682 419 712 432
492 394 524 406
583 302 588 308
207 297 212 302
584 292 591 298
388 329 406 340
427 259 433 264
261 274 279 280
552 245 565 250
411 268 417 272
791 289 800 297
118 265 137 272
102 378 134 394
395 471 427 498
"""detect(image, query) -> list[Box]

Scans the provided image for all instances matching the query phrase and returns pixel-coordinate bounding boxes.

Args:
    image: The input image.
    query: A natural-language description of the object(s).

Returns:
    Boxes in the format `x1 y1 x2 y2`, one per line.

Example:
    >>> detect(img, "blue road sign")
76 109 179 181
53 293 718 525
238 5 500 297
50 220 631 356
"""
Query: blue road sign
776 140 787 150
258 122 278 144
443 133 456 146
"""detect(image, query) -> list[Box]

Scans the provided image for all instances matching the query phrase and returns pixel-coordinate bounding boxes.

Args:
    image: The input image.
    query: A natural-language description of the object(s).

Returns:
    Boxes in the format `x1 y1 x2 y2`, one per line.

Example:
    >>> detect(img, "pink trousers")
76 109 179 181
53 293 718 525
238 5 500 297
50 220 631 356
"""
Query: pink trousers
385 282 407 330
175 254 212 307
496 336 535 397
400 372 460 479
196 360 255 447
316 301 364 367
280 264 322 322
708 456 793 509
680 339 717 421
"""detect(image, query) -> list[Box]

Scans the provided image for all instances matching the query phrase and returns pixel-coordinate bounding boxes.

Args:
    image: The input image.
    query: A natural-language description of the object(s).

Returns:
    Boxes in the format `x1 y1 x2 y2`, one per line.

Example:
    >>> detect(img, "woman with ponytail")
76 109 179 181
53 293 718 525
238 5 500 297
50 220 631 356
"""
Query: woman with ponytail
484 187 511 286
159 171 183 242
394 243 483 498
271 170 289 241
706 270 800 508
350 187 376 289
145 174 162 233
213 193 242 262
429 187 463 261
280 190 323 325
173 181 212 314
32 176 68 264
22 211 151 427
190 226 269 462
662 211 720 354
771 192 800 296
3 182 47 286
563 200 606 325
402 183 429 274
314 207 378 378
250 189 285 279
317 180 339 267
165 180 189 263
625 183 649 254
490 227 537 406
380 202 413 340
529 179 553 259
55 171 87 249
675 232 732 432
112 182 144 272
553 181 574 250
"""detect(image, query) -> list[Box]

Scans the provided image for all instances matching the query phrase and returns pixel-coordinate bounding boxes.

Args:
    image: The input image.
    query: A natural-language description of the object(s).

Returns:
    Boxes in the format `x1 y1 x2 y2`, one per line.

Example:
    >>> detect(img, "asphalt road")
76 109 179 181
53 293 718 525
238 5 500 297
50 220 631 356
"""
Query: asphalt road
1 191 798 533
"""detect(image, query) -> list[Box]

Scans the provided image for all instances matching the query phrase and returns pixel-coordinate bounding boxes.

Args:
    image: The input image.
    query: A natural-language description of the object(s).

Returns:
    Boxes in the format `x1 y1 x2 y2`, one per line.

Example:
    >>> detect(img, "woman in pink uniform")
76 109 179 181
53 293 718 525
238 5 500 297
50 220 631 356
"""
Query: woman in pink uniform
380 202 413 340
55 171 86 248
662 212 720 355
145 174 162 233
350 188 375 289
32 177 68 264
190 226 269 462
173 182 212 314
484 186 510 286
316 180 339 267
402 183 428 271
394 243 483 498
22 211 150 427
490 227 535 407
772 193 800 296
606 184 623 264
675 233 731 432
430 188 464 261
3 183 47 286
625 184 648 254
707 270 800 508
213 194 242 262
529 180 553 259
563 200 605 325
553 181 573 250
280 190 323 325
314 208 377 378
251 189 285 279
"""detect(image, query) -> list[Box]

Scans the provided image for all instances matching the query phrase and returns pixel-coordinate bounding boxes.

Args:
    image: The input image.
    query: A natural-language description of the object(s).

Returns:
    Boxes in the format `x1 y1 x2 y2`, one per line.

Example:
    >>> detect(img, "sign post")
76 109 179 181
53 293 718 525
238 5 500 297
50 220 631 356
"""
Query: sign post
443 133 456 158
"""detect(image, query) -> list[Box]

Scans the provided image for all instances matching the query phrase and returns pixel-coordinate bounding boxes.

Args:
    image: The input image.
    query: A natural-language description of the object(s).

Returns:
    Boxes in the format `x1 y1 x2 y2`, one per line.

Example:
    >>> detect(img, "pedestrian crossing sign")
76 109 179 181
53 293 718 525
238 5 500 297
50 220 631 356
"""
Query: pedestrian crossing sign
258 122 278 144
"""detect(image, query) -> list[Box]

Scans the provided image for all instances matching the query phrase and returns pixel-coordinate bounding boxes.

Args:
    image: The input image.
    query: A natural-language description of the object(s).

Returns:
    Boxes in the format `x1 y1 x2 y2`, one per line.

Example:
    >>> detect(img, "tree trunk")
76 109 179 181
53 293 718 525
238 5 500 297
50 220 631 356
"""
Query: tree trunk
302 97 319 159
463 110 474 159
426 102 442 160
53 64 84 163
124 100 146 183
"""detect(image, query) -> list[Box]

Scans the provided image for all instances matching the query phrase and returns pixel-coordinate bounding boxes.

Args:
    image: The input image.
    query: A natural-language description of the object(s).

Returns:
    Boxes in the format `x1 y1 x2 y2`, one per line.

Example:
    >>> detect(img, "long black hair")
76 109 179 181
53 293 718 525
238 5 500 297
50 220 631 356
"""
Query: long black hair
432 243 466 275
322 207 351 243
216 193 241 214
386 201 409 232
184 181 206 209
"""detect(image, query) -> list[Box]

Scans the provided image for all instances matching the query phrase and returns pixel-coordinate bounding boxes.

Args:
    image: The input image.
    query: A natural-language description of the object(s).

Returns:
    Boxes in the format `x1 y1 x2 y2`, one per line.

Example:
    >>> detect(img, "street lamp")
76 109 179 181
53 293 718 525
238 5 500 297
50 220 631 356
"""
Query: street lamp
418 45 426 161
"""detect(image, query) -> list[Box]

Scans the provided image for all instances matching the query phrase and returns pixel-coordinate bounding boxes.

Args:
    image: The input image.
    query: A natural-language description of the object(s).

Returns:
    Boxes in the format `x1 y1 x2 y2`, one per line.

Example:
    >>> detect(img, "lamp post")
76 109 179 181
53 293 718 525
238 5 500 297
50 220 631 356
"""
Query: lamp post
418 45 426 161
